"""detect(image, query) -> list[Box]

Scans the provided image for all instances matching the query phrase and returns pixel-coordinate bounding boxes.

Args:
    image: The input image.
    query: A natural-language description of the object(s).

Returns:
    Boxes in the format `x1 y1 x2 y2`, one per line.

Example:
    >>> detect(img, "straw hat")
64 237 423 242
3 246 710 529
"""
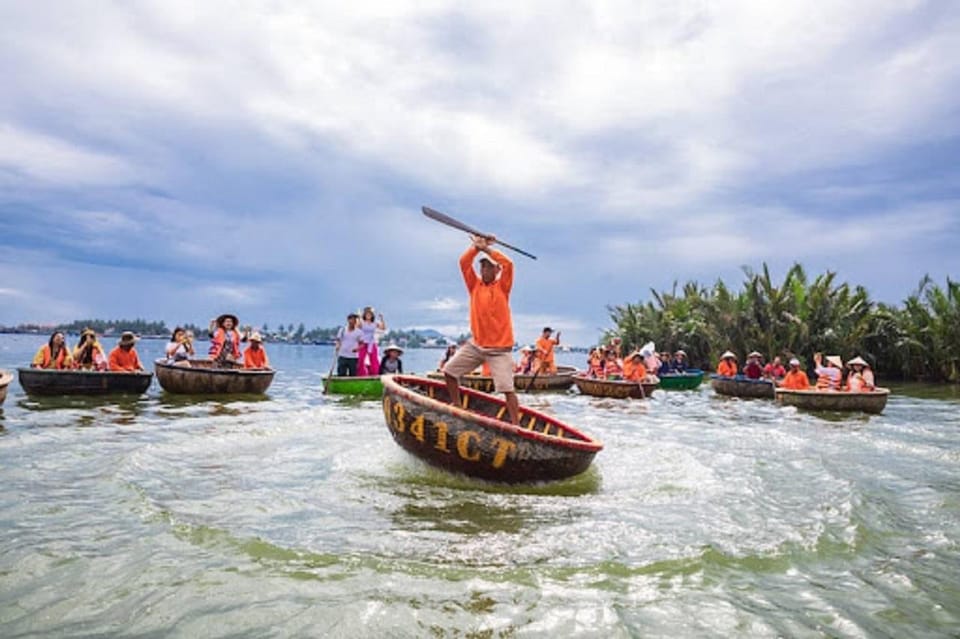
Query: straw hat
519 345 532 352
748 351 763 359
826 355 843 368
81 327 96 338
216 313 239 328
789 357 801 366
249 332 264 343
384 343 404 355
847 356 869 367
721 351 736 360
674 350 686 357
118 331 138 346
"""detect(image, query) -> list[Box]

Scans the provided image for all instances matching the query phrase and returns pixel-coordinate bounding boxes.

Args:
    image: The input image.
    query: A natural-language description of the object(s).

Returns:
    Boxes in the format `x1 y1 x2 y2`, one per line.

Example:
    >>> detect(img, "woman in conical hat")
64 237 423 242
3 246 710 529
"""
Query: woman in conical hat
846 356 875 391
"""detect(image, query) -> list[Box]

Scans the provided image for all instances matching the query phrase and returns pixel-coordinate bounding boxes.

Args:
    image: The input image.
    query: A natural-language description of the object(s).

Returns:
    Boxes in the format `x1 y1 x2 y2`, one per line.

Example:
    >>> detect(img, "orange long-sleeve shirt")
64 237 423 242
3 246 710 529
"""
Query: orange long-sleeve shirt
243 346 270 369
536 336 557 372
460 247 514 349
780 369 810 390
623 358 647 381
108 347 143 371
716 360 737 377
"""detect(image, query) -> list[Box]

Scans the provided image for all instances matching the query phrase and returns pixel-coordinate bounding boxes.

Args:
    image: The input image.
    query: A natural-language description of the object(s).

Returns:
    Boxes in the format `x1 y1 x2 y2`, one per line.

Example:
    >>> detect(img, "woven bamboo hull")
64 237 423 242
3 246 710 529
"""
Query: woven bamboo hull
154 359 274 394
382 375 602 483
0 370 12 405
572 375 658 399
658 369 705 390
776 388 889 414
710 374 775 399
428 365 577 393
17 368 153 396
323 375 383 397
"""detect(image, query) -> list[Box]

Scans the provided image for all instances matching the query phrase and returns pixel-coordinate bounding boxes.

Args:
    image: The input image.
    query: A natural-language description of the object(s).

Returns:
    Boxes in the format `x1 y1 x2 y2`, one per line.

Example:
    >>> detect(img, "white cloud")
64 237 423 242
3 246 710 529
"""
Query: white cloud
0 125 137 186
415 297 465 313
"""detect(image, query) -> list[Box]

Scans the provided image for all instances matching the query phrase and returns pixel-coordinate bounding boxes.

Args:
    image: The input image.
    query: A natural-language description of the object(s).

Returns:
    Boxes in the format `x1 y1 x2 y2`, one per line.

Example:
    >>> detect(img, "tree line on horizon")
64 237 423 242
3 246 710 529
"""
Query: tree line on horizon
607 264 959 383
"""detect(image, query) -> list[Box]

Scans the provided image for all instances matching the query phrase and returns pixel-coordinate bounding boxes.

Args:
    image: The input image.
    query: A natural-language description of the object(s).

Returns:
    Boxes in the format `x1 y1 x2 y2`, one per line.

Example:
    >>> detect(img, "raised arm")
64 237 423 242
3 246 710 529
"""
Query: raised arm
459 246 480 291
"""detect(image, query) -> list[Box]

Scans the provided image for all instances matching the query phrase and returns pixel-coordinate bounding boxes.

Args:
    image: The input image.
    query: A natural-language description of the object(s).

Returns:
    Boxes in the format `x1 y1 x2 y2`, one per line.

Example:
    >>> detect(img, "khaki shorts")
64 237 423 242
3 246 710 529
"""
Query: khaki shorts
442 341 516 393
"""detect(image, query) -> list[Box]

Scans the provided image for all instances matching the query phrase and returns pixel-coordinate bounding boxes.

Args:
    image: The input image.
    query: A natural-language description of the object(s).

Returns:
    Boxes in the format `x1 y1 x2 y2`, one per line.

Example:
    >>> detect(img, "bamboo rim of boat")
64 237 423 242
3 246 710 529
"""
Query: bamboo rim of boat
383 375 602 452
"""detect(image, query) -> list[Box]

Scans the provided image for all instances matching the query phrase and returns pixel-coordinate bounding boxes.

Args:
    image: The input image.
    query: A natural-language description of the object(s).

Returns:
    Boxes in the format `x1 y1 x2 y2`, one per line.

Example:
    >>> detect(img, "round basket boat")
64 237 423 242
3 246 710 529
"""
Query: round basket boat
710 374 775 399
382 375 602 483
775 387 890 414
427 365 577 393
572 375 658 399
658 369 705 391
154 359 274 394
17 367 153 396
0 369 13 405
323 375 383 398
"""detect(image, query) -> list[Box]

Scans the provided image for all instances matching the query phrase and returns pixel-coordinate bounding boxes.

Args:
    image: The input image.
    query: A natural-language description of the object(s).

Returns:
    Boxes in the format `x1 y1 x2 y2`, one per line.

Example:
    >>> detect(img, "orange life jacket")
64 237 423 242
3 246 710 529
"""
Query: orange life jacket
33 344 70 369
210 328 241 359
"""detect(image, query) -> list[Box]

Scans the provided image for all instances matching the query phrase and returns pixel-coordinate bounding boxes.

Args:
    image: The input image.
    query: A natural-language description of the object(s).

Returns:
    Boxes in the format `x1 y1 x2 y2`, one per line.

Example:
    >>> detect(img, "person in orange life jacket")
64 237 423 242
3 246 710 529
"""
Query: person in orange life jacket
72 327 107 370
335 313 363 376
763 356 786 380
623 351 647 382
535 327 560 374
379 344 404 374
208 313 244 366
515 345 535 374
716 351 738 377
813 353 843 390
108 332 144 372
31 331 73 369
743 351 764 379
603 349 624 380
845 356 875 392
442 234 520 424
779 358 811 390
243 332 270 369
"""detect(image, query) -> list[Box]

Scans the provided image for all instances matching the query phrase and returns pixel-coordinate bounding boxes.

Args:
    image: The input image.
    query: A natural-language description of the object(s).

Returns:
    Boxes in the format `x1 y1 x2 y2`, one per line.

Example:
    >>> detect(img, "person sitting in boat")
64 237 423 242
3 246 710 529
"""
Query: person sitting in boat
763 355 786 380
657 351 673 375
603 349 624 380
380 344 404 374
779 358 811 390
72 327 107 371
438 344 458 370
535 327 560 374
515 345 535 374
587 347 604 378
242 332 270 370
671 350 688 373
813 353 843 390
31 331 73 369
845 356 875 392
165 327 195 365
208 313 244 367
623 351 647 382
716 351 738 377
743 351 764 379
335 312 363 376
108 331 145 372
357 307 386 376
607 336 623 358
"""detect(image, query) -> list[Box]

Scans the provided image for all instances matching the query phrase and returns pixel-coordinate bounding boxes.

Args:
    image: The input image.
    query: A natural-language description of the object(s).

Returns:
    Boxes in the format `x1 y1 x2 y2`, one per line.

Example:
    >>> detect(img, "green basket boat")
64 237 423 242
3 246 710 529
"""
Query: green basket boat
323 375 384 397
657 369 704 390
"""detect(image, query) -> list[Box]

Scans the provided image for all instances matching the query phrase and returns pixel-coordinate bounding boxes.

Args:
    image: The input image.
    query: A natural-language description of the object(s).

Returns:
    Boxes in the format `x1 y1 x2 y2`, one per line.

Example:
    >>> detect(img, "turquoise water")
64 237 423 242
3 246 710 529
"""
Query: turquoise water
1 334 958 637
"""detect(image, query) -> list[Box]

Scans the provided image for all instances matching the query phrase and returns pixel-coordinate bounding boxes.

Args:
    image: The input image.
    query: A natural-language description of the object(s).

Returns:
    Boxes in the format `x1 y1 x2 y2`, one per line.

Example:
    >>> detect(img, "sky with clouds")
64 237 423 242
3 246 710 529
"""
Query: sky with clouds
1 1 958 345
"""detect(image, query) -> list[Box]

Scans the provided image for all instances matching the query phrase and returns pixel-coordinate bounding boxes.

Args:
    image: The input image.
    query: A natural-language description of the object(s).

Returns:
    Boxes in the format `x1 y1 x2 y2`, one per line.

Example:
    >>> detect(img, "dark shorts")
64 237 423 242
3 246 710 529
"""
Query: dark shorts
338 356 358 377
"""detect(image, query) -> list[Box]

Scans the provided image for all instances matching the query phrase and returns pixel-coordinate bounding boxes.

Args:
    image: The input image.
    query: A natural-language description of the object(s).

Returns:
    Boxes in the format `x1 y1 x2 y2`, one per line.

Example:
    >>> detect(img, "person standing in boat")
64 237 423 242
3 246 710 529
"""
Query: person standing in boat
779 358 811 390
108 332 145 372
535 327 560 374
31 331 73 369
357 307 386 376
442 234 520 424
208 313 244 367
716 351 738 377
335 312 363 377
73 327 107 370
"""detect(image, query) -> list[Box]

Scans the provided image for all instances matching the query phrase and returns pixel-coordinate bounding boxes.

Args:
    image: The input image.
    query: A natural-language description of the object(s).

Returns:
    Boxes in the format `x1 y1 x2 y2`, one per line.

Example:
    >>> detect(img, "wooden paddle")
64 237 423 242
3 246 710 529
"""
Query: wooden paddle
422 206 537 260
323 343 340 395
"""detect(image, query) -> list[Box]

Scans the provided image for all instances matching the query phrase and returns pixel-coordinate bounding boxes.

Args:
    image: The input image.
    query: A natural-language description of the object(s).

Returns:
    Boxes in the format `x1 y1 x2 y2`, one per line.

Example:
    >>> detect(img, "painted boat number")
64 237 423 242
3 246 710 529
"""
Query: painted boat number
383 396 518 469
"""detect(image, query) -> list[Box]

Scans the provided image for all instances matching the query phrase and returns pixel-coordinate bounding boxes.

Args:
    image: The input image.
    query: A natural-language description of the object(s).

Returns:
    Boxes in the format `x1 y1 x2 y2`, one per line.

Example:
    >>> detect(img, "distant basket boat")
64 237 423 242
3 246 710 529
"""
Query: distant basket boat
382 375 602 483
0 369 12 404
776 388 890 414
17 368 153 396
572 375 658 399
710 374 775 399
323 375 383 397
427 365 577 393
658 369 705 390
154 359 275 394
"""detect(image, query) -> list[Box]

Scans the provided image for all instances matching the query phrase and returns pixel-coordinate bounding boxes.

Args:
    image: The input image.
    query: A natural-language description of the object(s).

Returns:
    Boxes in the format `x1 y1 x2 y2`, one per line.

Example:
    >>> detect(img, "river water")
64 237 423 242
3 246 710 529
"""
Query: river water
0 334 958 637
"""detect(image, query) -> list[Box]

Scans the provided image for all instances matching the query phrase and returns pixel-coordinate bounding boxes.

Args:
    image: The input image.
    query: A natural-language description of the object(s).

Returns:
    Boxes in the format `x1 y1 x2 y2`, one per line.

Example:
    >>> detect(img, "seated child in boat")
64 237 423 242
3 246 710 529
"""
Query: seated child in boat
379 344 404 374
165 327 195 366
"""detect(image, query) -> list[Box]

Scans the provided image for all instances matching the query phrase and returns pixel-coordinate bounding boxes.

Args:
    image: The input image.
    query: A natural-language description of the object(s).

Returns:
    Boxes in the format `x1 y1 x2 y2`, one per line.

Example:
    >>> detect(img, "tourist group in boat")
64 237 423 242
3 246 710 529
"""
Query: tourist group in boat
714 349 878 393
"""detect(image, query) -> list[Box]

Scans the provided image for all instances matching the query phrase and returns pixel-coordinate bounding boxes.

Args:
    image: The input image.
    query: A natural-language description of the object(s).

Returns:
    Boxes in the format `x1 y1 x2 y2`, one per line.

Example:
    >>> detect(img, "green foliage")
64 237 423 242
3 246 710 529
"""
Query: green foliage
608 264 960 382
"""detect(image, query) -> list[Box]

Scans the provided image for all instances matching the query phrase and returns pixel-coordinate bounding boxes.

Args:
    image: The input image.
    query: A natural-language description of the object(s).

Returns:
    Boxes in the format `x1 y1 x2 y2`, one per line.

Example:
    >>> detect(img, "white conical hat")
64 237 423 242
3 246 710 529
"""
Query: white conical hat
847 356 869 367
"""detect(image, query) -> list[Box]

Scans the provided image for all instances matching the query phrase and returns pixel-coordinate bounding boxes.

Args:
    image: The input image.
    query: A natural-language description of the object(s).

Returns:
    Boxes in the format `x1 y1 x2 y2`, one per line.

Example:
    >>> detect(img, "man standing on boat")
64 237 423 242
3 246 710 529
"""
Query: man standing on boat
443 234 519 424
